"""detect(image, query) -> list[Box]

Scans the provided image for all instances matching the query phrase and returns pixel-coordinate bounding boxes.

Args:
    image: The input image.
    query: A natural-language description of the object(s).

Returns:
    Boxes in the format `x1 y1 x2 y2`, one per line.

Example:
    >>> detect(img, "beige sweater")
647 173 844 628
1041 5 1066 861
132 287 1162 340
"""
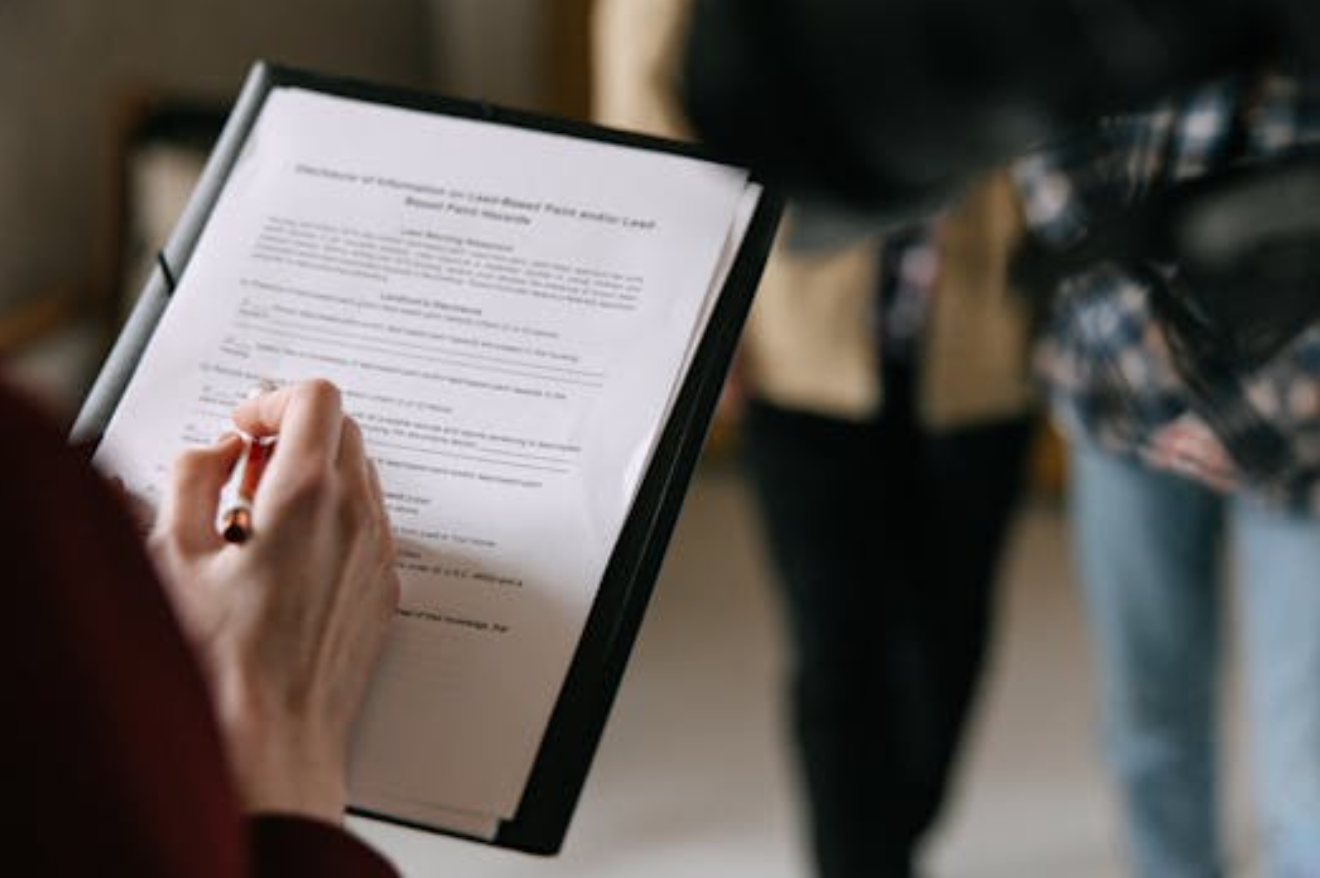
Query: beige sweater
593 0 1035 429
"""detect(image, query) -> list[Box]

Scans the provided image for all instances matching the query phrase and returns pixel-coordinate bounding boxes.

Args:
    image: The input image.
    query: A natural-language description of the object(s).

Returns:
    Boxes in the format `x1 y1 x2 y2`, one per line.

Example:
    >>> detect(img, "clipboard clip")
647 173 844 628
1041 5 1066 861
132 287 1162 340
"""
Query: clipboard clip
156 251 179 295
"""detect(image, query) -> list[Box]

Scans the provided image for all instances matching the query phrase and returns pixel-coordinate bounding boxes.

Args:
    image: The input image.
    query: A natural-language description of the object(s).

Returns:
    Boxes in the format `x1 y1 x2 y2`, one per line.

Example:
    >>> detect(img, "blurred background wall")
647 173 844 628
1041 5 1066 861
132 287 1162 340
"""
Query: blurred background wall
0 0 590 407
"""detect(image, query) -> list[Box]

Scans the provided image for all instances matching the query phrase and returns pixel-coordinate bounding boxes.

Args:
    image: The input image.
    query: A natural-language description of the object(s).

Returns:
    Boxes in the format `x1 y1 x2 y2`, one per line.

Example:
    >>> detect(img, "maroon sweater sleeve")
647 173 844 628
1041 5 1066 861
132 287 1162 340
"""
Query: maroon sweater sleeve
250 815 397 877
0 383 396 877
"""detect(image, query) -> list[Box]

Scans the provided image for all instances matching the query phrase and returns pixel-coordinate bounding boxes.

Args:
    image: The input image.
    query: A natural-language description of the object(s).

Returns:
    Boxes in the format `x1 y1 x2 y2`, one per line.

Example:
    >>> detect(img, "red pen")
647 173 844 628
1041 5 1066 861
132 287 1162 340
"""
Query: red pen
218 433 275 543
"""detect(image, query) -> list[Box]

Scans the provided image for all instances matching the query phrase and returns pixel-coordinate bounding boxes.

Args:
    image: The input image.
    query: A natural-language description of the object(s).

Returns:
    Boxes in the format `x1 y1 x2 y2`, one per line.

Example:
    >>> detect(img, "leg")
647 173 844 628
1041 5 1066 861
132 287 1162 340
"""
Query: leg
1232 497 1320 878
743 399 918 878
742 391 1031 877
1070 443 1226 878
903 415 1035 838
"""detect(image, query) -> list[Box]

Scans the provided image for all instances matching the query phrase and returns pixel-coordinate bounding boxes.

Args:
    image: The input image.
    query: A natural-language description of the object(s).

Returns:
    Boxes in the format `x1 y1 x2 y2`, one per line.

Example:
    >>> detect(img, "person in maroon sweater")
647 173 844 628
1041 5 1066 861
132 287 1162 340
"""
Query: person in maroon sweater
1 378 401 876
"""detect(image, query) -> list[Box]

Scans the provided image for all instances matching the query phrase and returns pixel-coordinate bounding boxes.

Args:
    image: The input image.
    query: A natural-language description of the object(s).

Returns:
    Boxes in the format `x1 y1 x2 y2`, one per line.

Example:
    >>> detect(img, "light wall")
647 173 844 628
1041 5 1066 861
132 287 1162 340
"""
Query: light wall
0 0 558 319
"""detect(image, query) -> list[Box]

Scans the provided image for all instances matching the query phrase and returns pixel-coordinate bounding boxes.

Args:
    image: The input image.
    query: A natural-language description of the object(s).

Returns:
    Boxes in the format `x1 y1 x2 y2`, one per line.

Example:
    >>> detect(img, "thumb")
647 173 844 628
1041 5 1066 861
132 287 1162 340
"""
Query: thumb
156 434 246 553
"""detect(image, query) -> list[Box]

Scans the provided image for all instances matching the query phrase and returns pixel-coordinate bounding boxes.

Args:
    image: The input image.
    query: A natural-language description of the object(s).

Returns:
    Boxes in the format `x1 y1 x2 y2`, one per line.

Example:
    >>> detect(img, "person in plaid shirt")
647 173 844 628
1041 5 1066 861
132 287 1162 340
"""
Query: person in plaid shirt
1015 69 1320 877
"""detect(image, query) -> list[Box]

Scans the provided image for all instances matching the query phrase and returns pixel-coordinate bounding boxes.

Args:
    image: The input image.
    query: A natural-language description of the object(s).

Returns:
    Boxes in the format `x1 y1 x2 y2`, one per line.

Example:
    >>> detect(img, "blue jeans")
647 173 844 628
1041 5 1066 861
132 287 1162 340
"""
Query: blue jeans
1072 444 1320 878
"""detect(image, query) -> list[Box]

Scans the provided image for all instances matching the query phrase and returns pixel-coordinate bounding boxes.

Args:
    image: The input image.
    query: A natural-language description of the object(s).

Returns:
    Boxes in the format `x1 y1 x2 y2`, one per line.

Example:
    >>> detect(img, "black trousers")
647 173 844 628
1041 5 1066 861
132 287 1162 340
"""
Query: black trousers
742 369 1033 878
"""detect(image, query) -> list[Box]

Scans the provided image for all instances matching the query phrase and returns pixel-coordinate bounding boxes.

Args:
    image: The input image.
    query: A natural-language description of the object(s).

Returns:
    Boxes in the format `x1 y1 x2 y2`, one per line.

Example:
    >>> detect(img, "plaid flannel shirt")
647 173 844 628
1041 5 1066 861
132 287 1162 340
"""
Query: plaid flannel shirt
1013 71 1320 510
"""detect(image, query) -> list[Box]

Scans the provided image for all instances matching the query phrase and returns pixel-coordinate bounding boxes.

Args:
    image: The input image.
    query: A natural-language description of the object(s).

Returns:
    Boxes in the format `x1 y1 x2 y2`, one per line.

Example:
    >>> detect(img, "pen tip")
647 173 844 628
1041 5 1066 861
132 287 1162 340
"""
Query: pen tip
222 509 252 544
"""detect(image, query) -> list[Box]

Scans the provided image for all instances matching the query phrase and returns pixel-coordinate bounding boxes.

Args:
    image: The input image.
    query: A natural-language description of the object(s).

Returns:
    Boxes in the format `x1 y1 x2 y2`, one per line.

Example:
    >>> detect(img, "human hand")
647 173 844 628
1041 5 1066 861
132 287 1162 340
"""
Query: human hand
148 380 399 823
1142 413 1239 492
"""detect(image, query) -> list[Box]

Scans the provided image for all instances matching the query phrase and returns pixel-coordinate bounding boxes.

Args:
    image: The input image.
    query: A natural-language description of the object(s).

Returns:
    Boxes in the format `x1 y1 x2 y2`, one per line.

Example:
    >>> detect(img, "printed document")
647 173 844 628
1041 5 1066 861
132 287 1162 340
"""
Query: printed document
94 87 757 832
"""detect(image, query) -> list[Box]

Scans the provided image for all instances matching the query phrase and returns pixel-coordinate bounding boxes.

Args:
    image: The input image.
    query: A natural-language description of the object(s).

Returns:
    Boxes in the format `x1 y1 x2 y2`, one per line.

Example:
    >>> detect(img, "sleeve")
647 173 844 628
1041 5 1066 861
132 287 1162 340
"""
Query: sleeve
1012 129 1104 247
0 381 396 878
250 816 397 878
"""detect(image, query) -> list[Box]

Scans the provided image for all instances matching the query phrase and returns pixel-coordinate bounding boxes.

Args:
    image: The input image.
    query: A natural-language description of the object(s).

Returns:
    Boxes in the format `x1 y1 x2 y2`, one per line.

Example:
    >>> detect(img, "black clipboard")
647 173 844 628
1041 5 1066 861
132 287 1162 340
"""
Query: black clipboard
73 62 782 855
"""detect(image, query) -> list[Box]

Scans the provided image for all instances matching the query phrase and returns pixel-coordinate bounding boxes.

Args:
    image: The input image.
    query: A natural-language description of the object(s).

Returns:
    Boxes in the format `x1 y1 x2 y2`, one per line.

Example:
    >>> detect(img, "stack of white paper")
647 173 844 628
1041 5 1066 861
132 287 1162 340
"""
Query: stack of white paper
95 87 761 838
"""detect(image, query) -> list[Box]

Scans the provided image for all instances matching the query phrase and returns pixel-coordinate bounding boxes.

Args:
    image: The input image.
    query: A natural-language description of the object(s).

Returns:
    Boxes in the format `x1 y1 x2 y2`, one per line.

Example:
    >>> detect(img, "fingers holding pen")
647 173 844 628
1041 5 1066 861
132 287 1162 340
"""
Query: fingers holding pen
232 380 347 517
233 379 344 467
230 381 395 566
154 432 246 554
